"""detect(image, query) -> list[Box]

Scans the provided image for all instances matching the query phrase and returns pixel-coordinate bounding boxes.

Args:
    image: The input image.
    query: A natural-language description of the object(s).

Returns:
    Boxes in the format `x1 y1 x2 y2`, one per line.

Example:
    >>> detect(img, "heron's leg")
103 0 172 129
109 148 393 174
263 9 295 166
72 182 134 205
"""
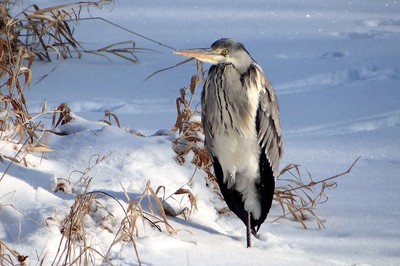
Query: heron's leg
246 212 251 248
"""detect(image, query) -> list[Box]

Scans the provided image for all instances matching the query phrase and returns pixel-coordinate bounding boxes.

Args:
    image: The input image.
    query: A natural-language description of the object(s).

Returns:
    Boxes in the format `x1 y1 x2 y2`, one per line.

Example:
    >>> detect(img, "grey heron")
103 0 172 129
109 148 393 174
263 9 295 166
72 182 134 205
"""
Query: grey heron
174 38 283 247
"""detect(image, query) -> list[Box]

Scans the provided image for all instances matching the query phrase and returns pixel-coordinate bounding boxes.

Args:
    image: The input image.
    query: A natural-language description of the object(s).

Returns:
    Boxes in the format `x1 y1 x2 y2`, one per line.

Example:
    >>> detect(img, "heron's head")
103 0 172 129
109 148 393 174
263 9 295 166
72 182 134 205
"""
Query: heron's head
174 38 254 74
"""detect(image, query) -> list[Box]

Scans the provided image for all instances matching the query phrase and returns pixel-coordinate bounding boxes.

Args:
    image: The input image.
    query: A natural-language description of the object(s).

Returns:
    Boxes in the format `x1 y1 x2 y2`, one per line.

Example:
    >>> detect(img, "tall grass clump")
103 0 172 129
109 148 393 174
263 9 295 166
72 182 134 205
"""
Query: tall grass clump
0 0 141 166
50 153 185 266
0 1 144 263
0 240 28 266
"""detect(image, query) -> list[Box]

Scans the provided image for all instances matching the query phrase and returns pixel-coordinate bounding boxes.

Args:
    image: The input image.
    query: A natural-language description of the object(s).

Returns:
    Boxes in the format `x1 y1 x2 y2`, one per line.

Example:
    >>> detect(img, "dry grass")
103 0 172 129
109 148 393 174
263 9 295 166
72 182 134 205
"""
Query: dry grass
0 2 161 264
0 0 141 166
49 153 184 266
51 193 101 266
0 240 28 266
0 1 39 166
16 0 116 61
156 185 198 220
274 158 360 228
171 61 218 192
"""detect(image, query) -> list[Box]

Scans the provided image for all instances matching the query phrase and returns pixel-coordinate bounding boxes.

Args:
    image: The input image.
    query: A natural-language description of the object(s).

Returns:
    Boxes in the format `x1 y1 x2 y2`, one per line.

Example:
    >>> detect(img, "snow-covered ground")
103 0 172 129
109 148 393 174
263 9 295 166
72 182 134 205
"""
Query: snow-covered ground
1 0 399 265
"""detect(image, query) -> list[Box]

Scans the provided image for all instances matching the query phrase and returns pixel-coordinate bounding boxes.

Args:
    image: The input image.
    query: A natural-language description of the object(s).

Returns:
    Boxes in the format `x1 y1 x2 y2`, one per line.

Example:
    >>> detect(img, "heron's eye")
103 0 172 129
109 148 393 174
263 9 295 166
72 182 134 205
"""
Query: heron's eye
221 49 229 56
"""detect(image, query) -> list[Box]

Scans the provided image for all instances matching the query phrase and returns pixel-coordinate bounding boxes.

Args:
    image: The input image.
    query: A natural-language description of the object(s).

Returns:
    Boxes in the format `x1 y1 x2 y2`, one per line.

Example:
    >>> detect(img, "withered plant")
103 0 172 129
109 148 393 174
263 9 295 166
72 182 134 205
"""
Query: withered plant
15 0 136 62
50 153 184 266
51 103 73 128
0 0 141 167
0 240 28 266
0 2 40 165
274 158 360 229
171 61 218 190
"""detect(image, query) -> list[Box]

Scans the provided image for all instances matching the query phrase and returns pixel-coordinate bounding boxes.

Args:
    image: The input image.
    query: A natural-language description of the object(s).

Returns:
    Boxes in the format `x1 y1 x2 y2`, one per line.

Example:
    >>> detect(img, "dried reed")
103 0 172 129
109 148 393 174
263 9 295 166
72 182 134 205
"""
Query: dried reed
0 0 140 167
0 240 28 266
171 61 218 191
274 157 360 228
50 152 184 265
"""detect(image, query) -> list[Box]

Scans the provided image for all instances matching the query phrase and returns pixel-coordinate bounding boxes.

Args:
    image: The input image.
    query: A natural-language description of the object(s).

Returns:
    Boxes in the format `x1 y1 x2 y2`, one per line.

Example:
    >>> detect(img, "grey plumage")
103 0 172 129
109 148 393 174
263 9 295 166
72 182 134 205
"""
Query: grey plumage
174 38 283 247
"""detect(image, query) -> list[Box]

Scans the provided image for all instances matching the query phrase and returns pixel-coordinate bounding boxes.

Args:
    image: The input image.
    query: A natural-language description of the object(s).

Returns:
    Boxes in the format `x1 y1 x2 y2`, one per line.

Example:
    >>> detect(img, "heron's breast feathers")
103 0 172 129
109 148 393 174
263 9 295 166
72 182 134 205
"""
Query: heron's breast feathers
202 64 259 138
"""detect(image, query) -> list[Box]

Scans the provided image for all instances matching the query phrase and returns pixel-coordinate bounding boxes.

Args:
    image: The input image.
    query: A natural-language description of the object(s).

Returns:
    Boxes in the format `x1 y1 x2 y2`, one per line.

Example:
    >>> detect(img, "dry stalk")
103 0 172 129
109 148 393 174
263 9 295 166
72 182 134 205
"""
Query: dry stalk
53 193 96 265
0 240 28 266
102 181 185 266
49 152 111 265
171 61 217 191
54 153 111 194
273 157 360 228
16 1 144 63
51 153 184 265
50 189 122 265
0 2 38 155
101 110 121 128
0 0 142 167
0 199 45 266
20 1 114 61
156 184 198 220
51 103 73 129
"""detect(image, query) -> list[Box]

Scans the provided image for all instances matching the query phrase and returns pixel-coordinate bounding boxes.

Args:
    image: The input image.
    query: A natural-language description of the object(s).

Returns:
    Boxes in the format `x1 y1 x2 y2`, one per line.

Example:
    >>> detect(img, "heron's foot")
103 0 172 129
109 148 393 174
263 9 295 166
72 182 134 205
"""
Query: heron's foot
251 229 259 238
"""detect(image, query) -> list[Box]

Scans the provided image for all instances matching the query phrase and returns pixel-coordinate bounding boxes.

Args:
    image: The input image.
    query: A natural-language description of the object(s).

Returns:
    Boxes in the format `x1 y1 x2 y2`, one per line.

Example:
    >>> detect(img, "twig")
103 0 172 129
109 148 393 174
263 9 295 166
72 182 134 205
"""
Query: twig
74 17 176 50
0 137 30 183
144 58 195 81
283 156 361 193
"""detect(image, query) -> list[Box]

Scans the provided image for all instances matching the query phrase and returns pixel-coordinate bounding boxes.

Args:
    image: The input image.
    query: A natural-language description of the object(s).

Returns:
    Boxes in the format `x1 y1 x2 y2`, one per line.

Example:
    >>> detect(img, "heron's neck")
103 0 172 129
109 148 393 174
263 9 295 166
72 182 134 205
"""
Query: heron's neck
230 56 254 74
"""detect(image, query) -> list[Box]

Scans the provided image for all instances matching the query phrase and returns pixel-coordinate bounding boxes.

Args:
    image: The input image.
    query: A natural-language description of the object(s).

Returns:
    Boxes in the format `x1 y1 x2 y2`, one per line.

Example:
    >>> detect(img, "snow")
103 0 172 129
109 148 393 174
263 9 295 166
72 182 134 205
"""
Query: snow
1 0 400 265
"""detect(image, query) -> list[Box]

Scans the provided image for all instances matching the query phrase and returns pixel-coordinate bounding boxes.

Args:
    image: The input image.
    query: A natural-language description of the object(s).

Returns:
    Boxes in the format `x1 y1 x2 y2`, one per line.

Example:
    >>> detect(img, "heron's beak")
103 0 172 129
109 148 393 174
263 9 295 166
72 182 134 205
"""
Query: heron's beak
174 48 222 64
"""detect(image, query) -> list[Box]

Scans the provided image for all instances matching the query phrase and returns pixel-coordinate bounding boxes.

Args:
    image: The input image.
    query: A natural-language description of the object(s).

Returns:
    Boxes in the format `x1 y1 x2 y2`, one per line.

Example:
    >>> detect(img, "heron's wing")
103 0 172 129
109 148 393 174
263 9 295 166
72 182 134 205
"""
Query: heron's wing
247 63 283 177
200 65 219 158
